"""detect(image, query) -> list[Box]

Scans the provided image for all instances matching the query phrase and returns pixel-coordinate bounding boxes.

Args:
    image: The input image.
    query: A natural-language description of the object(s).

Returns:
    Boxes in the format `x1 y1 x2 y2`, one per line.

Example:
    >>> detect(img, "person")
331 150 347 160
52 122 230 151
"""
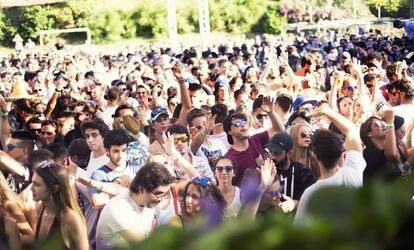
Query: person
393 19 414 40
39 120 60 148
31 162 88 249
294 106 365 224
56 112 75 137
0 172 34 246
213 157 241 217
224 96 285 186
170 176 226 227
166 124 215 182
148 108 171 156
391 79 414 132
96 162 174 249
360 112 402 181
265 132 316 214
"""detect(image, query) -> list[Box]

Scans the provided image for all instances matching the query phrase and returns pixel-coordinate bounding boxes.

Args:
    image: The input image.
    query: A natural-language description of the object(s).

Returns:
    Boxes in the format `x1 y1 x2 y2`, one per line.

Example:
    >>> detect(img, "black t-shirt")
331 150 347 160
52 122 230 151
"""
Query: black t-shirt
363 144 401 182
277 161 316 201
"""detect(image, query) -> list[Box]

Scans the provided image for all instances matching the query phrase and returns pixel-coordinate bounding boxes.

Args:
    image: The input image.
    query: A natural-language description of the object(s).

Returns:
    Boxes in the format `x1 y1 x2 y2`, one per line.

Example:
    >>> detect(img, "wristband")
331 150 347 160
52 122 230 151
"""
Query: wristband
319 107 328 116
54 88 61 93
385 123 395 130
0 111 8 118
178 79 186 84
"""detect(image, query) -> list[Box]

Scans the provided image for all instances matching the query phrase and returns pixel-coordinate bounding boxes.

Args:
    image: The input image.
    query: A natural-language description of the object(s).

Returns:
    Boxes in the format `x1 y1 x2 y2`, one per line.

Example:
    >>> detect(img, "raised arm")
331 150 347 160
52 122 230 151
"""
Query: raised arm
173 66 192 126
317 106 363 153
0 95 12 148
382 110 399 161
262 96 285 138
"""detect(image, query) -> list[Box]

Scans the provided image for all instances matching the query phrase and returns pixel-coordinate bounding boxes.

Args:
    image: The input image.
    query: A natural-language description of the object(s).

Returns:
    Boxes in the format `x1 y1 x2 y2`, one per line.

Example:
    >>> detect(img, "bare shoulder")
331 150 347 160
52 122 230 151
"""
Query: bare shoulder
61 210 82 226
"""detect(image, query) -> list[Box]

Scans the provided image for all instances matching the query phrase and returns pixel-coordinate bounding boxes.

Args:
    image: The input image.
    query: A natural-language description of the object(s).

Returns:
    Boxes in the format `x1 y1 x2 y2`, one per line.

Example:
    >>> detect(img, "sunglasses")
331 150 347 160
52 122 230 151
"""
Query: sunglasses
6 144 24 151
192 176 210 186
33 89 42 93
366 84 373 88
300 132 312 139
215 166 234 172
173 136 189 144
190 125 203 131
269 186 285 198
231 119 248 127
346 85 357 91
41 131 54 136
30 128 41 134
256 114 268 120
390 91 400 96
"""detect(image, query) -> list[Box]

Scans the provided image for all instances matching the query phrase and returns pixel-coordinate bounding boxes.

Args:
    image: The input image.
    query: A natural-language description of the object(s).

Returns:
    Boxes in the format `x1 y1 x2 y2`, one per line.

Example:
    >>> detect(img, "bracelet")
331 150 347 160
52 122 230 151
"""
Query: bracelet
0 111 8 118
178 79 186 84
385 123 395 130
319 107 328 116
54 88 61 93
94 181 103 191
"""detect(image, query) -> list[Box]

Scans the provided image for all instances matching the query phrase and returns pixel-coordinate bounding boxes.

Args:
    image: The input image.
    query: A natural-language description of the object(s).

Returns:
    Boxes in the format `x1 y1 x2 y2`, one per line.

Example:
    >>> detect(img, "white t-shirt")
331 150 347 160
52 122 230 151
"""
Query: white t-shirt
294 150 366 224
196 137 229 162
392 104 414 140
98 106 118 130
209 131 231 150
96 190 157 249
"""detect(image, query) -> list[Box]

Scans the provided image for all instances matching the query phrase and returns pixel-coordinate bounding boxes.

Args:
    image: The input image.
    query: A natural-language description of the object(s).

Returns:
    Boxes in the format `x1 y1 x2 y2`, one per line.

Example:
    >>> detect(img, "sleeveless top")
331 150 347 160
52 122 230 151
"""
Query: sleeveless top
34 207 70 250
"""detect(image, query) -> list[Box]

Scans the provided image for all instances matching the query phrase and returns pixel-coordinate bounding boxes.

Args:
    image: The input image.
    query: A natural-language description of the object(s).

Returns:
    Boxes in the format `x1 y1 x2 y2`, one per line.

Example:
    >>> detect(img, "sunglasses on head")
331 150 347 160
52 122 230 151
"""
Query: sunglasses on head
173 136 189 144
6 144 24 151
231 119 248 127
215 166 234 172
256 114 268 120
192 176 210 186
300 132 312 139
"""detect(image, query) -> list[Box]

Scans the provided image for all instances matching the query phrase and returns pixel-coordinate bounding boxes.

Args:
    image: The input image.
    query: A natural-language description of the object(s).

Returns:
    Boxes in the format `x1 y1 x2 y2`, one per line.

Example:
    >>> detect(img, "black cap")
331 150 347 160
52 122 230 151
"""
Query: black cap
266 133 293 153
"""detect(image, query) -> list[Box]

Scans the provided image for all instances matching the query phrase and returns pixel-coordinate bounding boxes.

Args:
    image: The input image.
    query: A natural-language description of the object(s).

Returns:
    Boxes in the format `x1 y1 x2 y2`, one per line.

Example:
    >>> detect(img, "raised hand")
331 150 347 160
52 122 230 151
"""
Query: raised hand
262 96 275 114
0 95 11 113
204 114 221 134
162 132 177 157
172 65 185 81
257 158 277 191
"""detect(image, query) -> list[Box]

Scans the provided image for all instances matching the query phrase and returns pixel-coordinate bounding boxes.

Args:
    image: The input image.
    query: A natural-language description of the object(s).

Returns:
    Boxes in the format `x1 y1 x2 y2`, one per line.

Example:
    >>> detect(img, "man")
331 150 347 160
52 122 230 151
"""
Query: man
96 162 174 249
360 113 402 181
98 87 121 129
56 112 75 137
167 124 215 182
251 96 270 134
209 104 231 150
392 79 414 132
39 119 59 148
1 131 34 193
224 96 285 186
266 132 316 214
90 129 135 209
294 106 365 224
148 107 171 156
393 19 414 40
186 108 228 164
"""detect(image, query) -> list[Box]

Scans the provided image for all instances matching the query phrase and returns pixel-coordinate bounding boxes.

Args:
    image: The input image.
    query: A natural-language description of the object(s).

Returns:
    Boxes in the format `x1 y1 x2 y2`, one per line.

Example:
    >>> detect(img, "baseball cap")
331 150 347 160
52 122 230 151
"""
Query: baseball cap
151 107 169 122
265 133 293 153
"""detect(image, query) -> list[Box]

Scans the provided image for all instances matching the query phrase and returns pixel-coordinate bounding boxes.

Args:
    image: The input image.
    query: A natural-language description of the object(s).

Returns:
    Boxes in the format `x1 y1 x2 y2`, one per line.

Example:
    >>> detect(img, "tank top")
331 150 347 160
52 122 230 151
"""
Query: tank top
34 206 70 250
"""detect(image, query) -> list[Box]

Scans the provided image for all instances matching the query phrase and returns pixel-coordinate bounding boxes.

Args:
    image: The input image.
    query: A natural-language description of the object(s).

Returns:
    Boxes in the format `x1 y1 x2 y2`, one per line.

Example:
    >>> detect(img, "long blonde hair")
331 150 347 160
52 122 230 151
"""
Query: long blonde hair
289 123 311 164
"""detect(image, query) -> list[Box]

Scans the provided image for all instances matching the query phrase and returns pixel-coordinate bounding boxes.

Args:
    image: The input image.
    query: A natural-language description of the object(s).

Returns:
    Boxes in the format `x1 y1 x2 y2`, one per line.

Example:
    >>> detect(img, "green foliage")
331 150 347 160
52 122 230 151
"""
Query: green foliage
365 0 406 12
253 1 287 34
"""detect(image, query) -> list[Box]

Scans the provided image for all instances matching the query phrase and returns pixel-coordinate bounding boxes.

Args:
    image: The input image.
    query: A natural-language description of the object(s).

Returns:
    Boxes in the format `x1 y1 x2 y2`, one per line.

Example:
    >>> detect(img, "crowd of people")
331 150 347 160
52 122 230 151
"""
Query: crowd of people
0 23 413 249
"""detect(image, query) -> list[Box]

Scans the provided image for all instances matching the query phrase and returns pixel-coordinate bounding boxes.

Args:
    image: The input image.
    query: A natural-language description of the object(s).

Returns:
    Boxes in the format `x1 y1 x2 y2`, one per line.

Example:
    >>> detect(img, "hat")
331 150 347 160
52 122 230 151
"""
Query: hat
266 133 293 153
113 115 141 141
5 79 41 102
292 96 305 112
299 99 318 109
151 107 169 122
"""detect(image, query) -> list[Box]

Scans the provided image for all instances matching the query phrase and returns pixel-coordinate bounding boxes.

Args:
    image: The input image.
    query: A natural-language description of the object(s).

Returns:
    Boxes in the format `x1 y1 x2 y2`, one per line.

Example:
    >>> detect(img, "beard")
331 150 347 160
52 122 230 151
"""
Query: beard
274 154 288 169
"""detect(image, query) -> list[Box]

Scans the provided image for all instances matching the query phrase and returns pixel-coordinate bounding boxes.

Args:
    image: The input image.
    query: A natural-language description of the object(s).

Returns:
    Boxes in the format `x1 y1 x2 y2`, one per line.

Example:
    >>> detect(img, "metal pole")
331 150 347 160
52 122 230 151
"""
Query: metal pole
167 0 179 51
198 0 210 51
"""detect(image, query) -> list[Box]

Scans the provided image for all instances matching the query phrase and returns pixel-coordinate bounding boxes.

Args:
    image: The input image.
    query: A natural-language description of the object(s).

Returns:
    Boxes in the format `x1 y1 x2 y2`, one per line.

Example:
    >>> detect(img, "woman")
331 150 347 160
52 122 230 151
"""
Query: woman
289 123 312 167
171 177 226 227
1 173 33 249
213 157 241 217
31 162 88 250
